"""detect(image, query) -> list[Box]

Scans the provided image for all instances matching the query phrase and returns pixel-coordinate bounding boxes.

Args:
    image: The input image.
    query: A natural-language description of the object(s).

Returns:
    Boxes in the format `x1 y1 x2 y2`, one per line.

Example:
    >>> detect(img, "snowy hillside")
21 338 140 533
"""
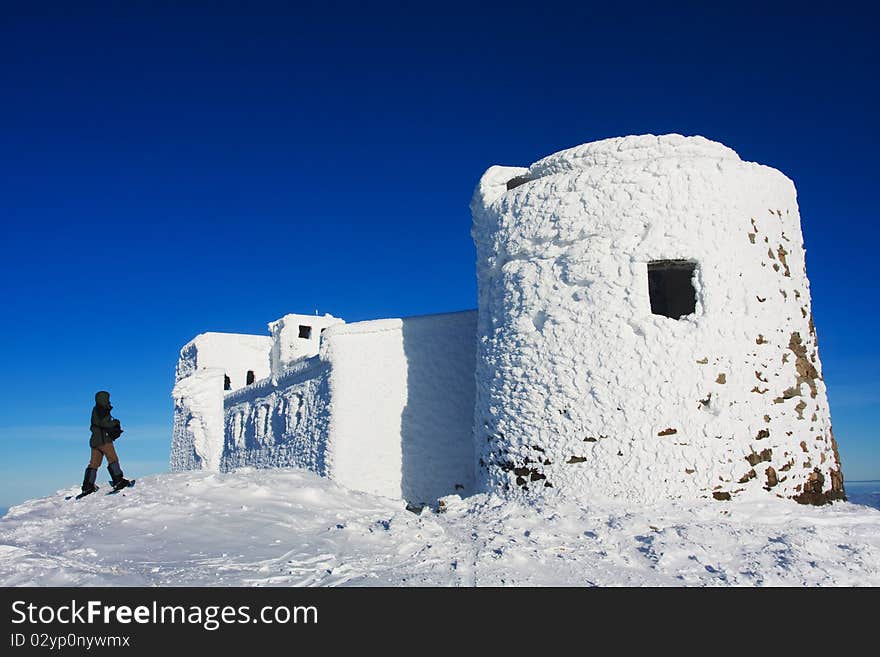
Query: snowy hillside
1 469 879 586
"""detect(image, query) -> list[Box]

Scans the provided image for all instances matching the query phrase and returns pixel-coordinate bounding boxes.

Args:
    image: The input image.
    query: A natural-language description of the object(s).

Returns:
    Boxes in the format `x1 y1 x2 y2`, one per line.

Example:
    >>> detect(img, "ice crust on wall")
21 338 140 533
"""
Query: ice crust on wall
170 368 225 472
223 358 333 475
471 134 843 505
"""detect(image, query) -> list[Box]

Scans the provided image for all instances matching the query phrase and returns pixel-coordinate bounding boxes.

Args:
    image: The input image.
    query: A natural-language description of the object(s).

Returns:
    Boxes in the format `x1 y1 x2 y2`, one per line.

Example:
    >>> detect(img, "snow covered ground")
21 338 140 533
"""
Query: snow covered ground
1 468 878 586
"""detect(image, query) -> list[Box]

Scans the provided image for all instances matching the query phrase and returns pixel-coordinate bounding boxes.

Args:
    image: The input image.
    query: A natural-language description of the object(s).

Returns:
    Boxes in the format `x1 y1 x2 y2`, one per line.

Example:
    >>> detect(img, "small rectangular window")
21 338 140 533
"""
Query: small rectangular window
298 325 312 339
648 260 697 319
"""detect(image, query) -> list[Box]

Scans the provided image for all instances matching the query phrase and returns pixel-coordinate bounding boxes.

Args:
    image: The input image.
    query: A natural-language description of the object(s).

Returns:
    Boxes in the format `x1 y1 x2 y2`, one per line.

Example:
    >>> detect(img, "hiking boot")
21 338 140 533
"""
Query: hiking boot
81 467 97 490
81 467 99 496
108 461 130 490
111 477 131 491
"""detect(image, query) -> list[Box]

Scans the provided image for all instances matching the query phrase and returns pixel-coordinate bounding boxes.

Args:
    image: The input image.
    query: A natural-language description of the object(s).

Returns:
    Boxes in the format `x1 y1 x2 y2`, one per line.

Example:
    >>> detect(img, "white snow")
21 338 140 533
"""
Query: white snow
472 134 842 505
1 469 878 586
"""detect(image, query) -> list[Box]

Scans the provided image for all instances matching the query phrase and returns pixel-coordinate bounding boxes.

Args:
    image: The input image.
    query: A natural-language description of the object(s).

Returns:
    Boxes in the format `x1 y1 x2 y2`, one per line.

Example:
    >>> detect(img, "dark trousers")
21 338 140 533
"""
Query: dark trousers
88 441 119 469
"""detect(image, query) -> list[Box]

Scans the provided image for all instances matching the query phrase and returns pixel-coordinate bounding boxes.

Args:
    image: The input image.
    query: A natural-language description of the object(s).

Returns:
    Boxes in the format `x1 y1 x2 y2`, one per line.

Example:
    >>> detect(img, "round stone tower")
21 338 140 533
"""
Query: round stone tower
470 134 844 505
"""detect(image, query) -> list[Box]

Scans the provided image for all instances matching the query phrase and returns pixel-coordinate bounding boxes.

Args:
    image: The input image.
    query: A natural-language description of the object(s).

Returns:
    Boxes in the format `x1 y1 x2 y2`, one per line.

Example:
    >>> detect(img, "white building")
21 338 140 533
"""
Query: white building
171 134 844 507
171 311 477 505
471 134 843 505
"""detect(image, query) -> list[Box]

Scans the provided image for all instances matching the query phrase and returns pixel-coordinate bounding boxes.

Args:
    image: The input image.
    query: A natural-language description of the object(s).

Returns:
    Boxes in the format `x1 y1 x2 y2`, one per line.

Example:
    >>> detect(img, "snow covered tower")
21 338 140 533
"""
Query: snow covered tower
471 134 844 505
268 313 344 377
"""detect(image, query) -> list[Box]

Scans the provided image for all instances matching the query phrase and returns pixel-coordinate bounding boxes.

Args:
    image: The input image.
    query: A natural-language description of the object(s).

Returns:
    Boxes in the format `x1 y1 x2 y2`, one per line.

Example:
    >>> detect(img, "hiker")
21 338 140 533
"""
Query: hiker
81 390 131 496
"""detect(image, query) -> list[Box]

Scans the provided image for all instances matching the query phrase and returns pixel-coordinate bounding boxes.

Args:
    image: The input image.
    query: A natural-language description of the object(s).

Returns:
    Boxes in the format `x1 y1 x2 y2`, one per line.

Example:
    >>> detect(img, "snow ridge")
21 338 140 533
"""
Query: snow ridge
0 470 877 587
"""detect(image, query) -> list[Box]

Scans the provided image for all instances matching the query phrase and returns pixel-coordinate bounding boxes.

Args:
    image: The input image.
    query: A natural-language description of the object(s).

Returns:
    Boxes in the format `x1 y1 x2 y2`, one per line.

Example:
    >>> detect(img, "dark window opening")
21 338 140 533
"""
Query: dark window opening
223 374 231 391
506 175 532 190
298 325 312 339
648 260 697 319
246 370 255 385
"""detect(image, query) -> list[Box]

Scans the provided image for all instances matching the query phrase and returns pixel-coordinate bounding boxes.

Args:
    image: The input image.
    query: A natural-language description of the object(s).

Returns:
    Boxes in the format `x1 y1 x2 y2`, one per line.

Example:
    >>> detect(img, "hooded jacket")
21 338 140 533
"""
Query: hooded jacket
90 391 122 448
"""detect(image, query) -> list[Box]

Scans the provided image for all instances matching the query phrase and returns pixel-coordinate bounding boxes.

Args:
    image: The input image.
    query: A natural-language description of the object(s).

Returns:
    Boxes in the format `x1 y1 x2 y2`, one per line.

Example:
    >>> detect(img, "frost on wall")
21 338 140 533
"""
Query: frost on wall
471 134 844 505
222 359 332 474
170 368 225 472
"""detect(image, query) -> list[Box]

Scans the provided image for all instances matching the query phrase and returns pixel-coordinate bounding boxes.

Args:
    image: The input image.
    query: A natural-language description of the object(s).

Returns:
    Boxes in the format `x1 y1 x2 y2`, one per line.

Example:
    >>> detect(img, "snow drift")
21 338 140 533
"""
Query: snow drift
0 470 878 587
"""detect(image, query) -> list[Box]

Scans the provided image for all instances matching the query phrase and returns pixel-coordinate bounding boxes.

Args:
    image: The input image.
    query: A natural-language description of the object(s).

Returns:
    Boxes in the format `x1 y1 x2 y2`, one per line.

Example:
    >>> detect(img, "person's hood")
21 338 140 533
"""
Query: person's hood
95 391 112 410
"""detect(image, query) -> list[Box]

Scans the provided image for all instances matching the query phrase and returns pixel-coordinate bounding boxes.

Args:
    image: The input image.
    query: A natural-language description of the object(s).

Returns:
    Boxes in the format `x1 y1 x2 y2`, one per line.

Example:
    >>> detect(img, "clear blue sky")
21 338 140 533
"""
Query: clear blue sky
1 2 877 507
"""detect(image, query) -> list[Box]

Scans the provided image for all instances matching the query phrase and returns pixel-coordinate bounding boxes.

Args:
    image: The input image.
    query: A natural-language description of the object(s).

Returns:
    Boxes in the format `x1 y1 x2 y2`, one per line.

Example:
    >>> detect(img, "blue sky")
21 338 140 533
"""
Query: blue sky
1 2 877 507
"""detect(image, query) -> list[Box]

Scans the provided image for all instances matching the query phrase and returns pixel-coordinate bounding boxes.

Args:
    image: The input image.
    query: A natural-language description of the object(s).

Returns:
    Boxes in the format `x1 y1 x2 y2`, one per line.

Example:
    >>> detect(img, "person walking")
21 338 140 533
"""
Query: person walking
80 390 131 496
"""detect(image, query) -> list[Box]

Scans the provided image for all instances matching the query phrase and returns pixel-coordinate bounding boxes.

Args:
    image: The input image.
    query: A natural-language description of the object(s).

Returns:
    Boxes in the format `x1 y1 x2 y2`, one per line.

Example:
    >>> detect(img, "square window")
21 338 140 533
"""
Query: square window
298 325 312 339
647 260 697 319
